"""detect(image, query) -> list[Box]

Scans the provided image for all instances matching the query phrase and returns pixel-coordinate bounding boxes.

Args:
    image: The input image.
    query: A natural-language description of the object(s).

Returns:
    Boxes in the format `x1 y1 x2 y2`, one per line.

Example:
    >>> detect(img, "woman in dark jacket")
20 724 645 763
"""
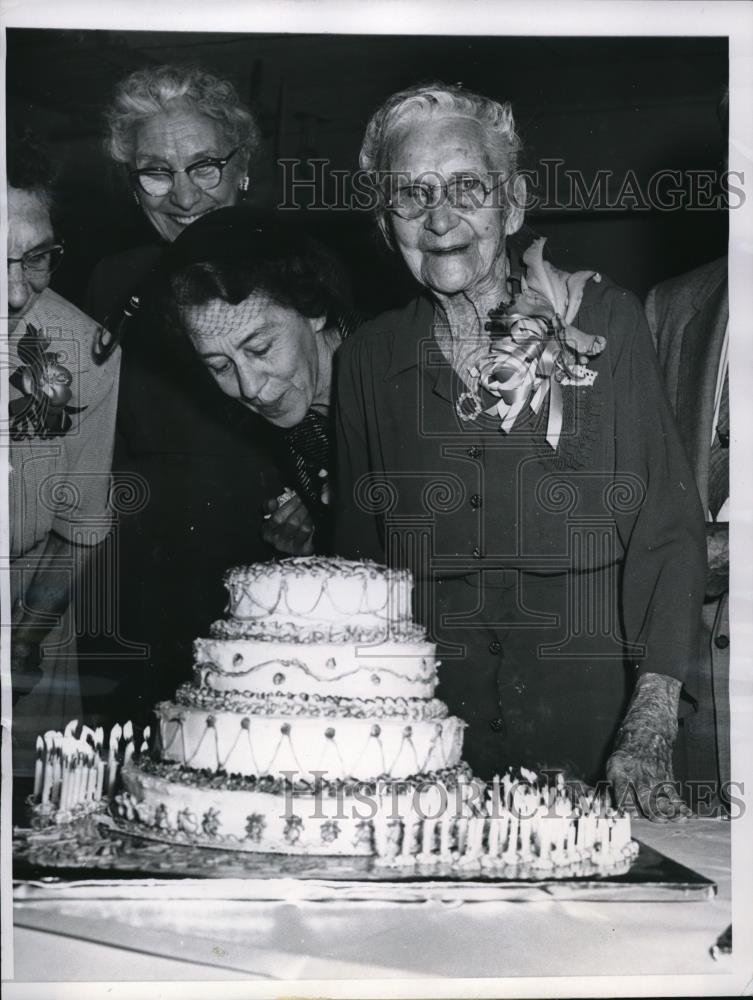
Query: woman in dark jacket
157 205 359 556
81 66 285 725
334 82 706 819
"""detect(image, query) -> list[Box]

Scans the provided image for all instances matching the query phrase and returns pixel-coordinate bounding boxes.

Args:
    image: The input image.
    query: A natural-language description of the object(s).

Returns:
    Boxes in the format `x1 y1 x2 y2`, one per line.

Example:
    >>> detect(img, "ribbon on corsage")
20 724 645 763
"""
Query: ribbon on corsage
466 237 606 449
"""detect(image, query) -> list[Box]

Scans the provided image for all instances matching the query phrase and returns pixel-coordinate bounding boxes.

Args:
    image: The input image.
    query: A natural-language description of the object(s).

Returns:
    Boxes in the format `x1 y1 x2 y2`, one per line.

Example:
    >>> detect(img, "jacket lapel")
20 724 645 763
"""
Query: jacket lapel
676 280 728 513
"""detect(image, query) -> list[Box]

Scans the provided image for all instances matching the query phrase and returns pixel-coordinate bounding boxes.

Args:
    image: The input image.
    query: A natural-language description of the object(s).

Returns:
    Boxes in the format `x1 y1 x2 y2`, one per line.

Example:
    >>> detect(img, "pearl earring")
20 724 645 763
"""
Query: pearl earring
239 176 249 193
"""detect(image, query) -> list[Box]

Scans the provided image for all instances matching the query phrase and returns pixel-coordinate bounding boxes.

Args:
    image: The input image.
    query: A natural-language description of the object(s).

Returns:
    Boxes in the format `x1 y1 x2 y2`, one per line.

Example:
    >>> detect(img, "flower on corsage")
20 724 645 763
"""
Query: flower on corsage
9 323 87 440
477 238 605 449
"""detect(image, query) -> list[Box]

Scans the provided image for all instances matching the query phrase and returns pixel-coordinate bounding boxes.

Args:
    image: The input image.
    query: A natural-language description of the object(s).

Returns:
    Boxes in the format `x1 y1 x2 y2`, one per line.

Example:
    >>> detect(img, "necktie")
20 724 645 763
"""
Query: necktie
708 371 729 520
284 410 331 512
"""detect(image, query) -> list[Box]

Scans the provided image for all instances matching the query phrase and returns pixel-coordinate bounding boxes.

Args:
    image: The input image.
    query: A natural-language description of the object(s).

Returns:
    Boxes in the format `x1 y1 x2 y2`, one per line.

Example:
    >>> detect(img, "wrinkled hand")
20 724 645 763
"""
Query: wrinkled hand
261 491 315 556
11 637 44 705
606 673 692 823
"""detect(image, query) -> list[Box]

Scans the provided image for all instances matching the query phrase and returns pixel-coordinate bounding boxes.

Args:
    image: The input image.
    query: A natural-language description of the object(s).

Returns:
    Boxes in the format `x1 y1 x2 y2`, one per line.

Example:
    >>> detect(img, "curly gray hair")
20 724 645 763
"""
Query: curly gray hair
359 81 524 244
104 64 261 165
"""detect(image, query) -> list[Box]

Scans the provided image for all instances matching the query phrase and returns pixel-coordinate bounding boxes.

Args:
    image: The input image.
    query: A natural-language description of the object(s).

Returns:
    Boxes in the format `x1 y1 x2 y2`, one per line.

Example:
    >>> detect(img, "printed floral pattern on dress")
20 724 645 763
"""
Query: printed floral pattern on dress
9 322 87 440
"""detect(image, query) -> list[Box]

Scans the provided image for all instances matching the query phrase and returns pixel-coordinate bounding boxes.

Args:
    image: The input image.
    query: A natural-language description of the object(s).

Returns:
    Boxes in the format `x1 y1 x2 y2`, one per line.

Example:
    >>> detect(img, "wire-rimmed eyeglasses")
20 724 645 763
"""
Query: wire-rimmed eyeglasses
384 174 506 220
7 243 65 278
130 147 240 198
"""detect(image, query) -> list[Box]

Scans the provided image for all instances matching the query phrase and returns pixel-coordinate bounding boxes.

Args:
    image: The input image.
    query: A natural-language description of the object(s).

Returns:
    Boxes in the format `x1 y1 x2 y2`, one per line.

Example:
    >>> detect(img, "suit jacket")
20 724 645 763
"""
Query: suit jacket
645 257 730 795
645 257 728 514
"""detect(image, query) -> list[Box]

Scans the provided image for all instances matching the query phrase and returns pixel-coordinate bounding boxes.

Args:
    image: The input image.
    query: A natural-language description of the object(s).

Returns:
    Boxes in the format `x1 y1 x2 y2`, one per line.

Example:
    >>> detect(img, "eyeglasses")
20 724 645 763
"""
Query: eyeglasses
129 148 240 198
7 243 65 277
384 175 505 220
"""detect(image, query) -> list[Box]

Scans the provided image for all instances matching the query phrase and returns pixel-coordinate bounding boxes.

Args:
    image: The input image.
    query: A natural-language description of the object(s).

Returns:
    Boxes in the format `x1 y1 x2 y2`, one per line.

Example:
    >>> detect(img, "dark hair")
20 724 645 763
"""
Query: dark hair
6 128 56 198
160 207 348 335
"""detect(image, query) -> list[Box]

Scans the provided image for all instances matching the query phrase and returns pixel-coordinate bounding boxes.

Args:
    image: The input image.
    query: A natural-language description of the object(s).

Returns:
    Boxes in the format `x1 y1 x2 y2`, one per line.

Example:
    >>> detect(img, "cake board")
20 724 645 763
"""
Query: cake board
12 813 716 903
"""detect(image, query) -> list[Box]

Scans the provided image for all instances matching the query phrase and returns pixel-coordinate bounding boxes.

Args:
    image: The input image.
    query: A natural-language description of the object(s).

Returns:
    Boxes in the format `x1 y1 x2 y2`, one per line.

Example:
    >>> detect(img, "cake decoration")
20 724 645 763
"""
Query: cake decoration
25 557 636 874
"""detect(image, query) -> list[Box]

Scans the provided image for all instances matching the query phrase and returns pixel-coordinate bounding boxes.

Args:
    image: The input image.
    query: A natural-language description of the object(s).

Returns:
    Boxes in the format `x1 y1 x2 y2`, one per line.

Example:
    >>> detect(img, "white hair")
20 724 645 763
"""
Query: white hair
359 81 523 243
104 64 261 165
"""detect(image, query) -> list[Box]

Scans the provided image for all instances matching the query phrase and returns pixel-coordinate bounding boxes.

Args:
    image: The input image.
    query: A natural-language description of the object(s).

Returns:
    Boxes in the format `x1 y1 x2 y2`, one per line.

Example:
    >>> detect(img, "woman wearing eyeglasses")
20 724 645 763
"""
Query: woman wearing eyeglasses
79 66 288 726
334 83 707 819
7 132 121 775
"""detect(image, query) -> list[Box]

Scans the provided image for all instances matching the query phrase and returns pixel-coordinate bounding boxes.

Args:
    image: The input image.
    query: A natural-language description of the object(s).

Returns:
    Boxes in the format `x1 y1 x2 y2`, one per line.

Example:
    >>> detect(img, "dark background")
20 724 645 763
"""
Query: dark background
7 29 728 313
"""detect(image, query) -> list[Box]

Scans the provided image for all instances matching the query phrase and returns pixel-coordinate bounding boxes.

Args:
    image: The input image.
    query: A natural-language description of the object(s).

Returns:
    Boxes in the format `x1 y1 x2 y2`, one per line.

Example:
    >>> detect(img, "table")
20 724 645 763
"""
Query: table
6 818 733 985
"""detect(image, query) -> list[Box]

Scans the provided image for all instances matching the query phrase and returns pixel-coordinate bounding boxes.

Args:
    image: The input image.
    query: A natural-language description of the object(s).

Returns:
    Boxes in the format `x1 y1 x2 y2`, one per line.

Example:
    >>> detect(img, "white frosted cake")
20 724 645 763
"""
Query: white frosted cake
29 558 636 872
115 557 469 855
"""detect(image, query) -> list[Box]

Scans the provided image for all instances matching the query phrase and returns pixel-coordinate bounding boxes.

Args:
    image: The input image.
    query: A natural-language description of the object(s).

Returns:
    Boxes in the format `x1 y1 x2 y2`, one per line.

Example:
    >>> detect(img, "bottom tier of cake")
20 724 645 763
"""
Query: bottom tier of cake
118 758 473 856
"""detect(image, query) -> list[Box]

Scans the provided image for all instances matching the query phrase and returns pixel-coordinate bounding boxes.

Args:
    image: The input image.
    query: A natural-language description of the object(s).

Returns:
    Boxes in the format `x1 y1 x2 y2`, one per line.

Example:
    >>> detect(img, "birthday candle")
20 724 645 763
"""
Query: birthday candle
486 816 501 859
68 754 80 809
503 812 519 861
401 818 416 859
439 813 452 857
51 748 63 807
33 737 44 800
59 755 70 812
455 816 468 855
123 740 135 767
95 753 105 800
63 719 79 740
41 747 54 804
76 752 88 806
106 724 121 795
469 817 485 857
421 818 437 856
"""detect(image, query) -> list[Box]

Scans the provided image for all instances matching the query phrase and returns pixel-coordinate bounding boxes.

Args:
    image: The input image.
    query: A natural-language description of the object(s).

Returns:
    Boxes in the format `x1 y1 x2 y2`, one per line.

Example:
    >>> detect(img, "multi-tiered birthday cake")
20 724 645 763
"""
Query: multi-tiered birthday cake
114 557 468 855
29 558 637 872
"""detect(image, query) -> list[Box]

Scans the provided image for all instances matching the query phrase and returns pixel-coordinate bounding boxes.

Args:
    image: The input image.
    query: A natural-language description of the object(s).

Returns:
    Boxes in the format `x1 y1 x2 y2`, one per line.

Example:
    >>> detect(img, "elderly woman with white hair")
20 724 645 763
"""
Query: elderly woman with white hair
334 82 706 819
79 66 286 726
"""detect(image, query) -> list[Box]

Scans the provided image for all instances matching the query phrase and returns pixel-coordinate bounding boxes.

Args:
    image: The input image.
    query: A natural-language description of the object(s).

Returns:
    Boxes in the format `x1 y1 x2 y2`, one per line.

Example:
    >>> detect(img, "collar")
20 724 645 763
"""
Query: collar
383 295 439 380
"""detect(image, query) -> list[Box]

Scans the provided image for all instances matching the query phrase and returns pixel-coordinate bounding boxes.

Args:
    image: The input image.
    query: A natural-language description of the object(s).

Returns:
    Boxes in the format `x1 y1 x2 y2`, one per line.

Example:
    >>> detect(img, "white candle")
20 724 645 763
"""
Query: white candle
455 816 468 855
486 816 501 859
469 817 484 857
51 750 63 807
41 748 54 805
503 813 519 861
439 814 452 857
69 756 80 809
123 740 134 768
401 818 415 858
597 816 609 854
95 754 105 800
106 724 121 795
421 818 437 856
82 754 94 801
33 737 44 800
519 815 533 858
59 756 70 812
537 812 551 863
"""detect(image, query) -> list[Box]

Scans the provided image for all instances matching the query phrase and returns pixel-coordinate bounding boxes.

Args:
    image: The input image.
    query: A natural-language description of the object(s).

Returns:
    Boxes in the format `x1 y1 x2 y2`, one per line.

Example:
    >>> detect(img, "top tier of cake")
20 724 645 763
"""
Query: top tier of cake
210 557 423 643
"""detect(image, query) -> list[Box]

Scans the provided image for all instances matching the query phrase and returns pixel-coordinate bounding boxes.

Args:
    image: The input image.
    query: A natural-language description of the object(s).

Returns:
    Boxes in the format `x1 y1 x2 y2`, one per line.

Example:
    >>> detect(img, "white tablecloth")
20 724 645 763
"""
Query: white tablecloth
6 819 734 985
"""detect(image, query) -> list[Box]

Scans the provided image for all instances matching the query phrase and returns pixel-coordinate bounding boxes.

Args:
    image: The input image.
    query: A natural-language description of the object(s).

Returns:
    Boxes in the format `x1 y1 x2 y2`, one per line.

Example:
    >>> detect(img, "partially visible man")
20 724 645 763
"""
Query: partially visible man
646 255 729 811
6 132 121 776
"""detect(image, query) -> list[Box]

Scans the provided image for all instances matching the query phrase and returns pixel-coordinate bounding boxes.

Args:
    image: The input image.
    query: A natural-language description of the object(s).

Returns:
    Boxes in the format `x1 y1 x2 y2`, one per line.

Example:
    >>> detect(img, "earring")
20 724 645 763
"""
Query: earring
239 176 250 193
132 191 140 205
